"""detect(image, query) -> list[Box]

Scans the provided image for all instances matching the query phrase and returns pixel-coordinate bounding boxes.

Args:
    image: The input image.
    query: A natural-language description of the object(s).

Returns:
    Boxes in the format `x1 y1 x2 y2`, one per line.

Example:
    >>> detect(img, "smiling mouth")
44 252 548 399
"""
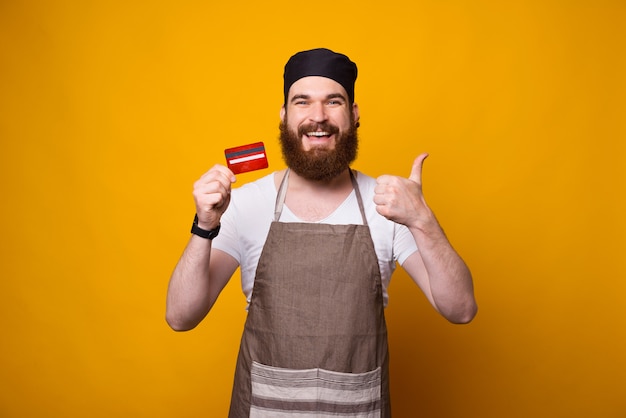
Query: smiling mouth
306 131 332 138
299 123 339 139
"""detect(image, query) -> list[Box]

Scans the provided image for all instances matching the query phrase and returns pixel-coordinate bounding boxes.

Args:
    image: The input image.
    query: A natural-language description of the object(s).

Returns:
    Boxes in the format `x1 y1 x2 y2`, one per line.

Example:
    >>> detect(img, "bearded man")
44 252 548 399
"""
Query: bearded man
166 48 477 417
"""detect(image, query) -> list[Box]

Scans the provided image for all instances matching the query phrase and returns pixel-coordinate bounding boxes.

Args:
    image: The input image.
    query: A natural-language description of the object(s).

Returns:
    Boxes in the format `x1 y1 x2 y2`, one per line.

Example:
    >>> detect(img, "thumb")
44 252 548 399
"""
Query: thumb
408 153 429 183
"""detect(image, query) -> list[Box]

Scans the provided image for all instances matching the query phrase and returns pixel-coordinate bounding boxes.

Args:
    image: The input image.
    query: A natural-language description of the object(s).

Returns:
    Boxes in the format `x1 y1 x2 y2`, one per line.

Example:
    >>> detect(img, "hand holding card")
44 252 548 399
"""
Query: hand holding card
224 142 269 174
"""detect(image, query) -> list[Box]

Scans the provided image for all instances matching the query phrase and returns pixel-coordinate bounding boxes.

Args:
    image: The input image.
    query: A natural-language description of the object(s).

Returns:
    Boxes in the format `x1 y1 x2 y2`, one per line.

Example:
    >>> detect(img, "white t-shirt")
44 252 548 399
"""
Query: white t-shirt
212 170 418 307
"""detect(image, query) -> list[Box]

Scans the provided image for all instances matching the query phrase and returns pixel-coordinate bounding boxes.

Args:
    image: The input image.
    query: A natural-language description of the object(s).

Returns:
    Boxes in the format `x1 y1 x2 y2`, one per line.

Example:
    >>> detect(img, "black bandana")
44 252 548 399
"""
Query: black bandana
283 48 358 104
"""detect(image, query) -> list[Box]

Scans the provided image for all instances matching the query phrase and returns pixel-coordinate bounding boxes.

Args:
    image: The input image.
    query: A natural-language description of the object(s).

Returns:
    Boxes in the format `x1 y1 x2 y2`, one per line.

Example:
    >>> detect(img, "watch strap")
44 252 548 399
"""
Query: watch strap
191 214 221 239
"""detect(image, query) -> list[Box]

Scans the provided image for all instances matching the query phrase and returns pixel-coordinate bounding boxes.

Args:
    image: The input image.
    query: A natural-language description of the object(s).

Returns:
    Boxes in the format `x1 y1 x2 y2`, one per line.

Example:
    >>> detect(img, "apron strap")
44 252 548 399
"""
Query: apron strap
274 169 290 221
350 170 369 226
274 169 368 226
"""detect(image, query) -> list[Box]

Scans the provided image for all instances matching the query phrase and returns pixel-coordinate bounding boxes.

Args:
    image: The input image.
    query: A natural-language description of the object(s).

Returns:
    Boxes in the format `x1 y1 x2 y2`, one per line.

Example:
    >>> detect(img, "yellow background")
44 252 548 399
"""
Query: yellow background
1 0 624 416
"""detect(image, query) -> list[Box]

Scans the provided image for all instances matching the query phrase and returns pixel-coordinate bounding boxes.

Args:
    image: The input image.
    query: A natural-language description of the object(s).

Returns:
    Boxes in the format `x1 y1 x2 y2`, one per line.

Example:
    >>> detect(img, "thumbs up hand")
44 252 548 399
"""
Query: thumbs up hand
374 153 434 229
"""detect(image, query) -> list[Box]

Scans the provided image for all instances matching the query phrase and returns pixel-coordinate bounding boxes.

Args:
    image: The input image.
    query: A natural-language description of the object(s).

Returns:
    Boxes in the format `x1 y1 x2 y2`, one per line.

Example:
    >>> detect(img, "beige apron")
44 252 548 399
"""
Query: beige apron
228 170 391 417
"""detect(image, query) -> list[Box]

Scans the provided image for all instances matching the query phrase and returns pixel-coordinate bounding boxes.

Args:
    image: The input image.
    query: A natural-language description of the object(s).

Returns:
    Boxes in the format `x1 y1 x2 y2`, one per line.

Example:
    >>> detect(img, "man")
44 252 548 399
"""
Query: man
166 48 477 417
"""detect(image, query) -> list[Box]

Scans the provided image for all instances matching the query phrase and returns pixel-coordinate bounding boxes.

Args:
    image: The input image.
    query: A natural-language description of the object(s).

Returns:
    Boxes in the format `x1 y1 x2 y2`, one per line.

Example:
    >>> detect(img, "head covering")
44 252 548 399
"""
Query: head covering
283 48 358 104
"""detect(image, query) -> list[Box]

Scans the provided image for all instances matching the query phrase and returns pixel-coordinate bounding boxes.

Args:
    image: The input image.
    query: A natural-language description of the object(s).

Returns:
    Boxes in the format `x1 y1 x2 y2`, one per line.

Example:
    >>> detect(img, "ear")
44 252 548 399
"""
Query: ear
352 102 360 125
280 105 286 122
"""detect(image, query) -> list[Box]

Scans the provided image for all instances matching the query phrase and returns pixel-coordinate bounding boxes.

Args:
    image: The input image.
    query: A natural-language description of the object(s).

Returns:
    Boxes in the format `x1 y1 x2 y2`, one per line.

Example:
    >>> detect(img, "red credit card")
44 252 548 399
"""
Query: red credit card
224 142 269 174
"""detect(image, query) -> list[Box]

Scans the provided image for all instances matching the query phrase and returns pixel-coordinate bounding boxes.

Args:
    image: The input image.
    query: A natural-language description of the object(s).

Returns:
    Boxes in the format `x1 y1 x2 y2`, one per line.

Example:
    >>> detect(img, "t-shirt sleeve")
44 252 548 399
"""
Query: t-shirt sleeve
211 172 276 271
393 221 418 266
210 199 242 263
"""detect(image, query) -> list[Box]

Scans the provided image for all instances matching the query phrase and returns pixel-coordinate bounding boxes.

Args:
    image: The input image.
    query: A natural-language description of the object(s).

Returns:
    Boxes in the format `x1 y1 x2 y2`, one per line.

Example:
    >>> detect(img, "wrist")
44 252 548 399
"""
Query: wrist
408 212 442 236
191 214 221 240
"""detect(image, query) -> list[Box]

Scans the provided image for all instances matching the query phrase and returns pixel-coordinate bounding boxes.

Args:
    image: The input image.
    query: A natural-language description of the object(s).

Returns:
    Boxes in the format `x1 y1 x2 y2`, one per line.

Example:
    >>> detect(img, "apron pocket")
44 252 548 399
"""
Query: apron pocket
249 361 382 418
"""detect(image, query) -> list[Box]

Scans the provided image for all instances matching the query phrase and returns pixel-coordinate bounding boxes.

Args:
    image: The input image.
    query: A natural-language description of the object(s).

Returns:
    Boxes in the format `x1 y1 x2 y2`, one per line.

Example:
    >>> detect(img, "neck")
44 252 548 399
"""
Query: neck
288 167 352 193
276 167 355 222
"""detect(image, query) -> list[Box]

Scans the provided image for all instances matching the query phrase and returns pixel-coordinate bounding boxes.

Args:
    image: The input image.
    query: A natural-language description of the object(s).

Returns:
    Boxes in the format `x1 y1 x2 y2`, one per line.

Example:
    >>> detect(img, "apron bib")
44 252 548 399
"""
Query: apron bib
229 170 391 417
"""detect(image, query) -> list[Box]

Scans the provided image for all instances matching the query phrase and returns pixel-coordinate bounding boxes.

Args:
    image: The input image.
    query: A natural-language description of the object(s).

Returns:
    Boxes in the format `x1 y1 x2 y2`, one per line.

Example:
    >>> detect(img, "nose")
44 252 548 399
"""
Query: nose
308 102 328 123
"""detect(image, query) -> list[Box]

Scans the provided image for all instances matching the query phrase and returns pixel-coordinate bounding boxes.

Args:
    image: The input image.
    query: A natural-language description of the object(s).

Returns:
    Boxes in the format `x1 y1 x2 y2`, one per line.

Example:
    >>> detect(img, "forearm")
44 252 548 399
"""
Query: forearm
166 164 237 331
409 217 477 324
166 236 214 331
374 154 477 322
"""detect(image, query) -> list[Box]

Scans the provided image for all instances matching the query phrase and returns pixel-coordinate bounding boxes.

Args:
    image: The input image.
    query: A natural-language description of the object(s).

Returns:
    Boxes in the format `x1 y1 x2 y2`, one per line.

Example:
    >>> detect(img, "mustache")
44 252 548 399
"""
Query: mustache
297 122 340 137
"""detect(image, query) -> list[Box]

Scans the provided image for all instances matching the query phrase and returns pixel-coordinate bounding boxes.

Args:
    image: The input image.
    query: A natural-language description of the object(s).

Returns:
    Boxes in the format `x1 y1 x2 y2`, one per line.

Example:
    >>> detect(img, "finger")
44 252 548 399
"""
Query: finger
197 168 236 192
195 178 229 196
372 193 387 206
196 188 231 215
202 191 228 207
193 176 232 209
375 174 394 186
216 164 237 183
375 203 391 220
373 182 389 195
200 164 237 183
408 153 429 184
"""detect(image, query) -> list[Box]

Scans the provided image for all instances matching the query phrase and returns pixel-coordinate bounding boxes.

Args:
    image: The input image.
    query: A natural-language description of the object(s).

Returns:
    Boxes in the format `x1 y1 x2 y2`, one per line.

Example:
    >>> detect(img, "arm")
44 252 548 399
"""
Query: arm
374 154 477 324
165 165 239 331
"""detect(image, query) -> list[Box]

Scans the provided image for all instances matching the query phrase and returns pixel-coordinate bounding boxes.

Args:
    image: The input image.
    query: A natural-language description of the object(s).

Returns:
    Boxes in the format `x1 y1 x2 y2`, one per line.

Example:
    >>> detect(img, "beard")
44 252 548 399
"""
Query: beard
279 116 359 182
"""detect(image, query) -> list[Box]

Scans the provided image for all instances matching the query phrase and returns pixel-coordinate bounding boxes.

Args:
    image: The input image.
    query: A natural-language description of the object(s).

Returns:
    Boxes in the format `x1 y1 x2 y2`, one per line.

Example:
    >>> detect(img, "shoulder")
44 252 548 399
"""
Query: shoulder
353 169 375 183
232 171 277 195
352 169 377 196
224 171 278 219
216 171 278 253
229 171 279 206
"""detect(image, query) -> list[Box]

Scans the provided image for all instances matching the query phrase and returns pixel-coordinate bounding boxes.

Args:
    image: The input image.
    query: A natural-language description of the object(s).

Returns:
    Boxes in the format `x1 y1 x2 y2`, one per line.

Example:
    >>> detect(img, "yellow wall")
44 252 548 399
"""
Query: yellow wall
1 1 624 416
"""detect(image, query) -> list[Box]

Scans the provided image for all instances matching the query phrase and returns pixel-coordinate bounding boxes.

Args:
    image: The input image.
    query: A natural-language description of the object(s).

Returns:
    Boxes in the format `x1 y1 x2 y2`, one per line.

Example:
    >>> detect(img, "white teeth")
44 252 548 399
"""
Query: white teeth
307 132 329 137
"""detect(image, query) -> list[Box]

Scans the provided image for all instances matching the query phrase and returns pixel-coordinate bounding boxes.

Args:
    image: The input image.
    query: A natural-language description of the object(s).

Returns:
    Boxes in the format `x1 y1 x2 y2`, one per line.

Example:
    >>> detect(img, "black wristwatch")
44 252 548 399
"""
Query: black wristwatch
191 214 221 240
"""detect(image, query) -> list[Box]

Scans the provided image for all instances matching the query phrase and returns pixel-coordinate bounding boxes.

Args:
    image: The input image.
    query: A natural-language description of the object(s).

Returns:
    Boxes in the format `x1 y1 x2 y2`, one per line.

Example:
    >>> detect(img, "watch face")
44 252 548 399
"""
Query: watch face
208 224 221 239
